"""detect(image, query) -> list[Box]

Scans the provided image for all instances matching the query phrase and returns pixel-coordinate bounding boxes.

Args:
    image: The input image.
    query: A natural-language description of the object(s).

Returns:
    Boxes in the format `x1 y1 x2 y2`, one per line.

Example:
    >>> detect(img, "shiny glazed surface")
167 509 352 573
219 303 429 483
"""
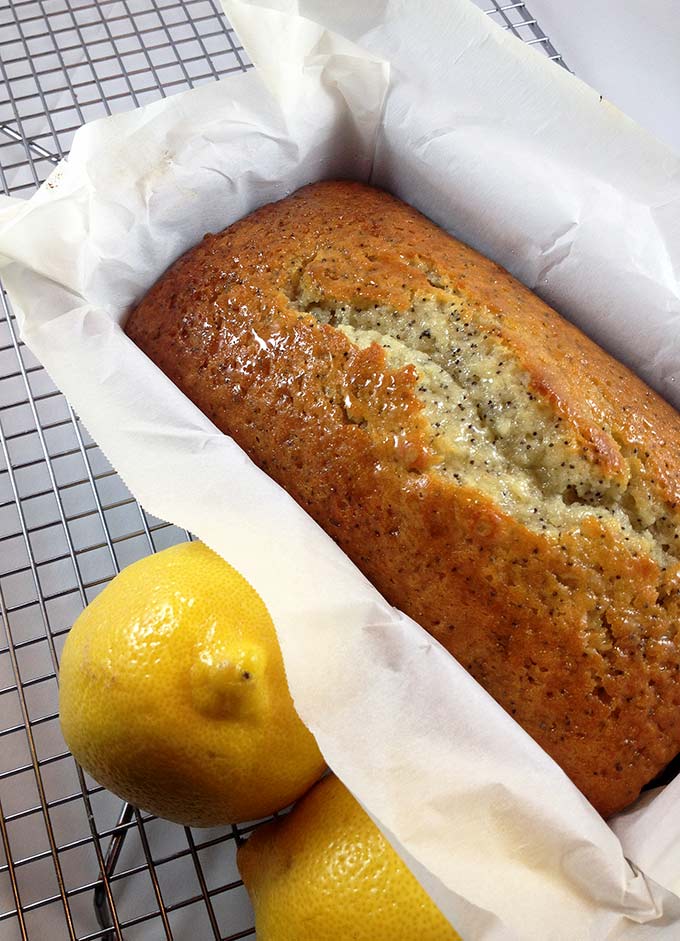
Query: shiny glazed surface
125 182 680 816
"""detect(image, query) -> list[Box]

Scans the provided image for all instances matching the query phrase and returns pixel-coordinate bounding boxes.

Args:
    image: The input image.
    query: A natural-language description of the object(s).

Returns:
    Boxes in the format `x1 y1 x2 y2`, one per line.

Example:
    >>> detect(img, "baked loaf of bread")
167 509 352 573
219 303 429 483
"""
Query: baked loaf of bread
126 181 680 816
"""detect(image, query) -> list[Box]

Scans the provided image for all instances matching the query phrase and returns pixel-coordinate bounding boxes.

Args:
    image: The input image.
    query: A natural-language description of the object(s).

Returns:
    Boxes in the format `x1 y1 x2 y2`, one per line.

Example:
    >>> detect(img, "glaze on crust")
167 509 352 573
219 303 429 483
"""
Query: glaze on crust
125 181 680 816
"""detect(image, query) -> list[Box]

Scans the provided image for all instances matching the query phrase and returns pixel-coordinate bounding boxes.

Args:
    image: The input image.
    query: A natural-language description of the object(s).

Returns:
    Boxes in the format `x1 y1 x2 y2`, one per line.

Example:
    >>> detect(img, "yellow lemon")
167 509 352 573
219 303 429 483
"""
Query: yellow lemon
59 541 325 826
238 774 461 940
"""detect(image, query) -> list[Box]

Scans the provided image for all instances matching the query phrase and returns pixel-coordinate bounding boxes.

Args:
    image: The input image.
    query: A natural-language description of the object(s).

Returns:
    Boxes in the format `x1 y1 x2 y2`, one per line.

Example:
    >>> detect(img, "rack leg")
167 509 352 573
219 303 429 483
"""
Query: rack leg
93 802 136 940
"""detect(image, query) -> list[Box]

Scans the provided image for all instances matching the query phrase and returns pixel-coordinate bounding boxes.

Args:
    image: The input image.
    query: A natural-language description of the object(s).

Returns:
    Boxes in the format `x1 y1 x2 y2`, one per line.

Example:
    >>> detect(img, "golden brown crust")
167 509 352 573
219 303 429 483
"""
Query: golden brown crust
125 181 680 816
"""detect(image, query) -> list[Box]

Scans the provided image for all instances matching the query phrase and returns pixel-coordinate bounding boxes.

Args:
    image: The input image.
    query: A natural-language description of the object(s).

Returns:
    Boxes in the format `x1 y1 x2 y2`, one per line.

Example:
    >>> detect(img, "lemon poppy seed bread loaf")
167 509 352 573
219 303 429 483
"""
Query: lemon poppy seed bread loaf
125 181 680 816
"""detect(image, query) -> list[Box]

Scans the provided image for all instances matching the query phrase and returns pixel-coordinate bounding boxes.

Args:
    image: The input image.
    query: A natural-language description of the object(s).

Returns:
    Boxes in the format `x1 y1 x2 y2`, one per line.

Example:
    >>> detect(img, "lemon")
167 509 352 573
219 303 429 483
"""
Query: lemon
238 774 461 940
58 541 325 826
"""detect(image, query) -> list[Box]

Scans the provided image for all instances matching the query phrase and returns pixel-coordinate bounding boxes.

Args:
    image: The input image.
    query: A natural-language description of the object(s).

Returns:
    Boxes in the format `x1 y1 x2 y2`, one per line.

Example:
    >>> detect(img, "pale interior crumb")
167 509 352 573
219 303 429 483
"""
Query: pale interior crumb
299 286 678 568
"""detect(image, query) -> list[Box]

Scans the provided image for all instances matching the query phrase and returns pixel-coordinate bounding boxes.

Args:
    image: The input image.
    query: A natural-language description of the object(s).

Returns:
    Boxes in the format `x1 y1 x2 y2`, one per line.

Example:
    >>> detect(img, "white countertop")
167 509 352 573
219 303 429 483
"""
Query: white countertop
525 0 680 154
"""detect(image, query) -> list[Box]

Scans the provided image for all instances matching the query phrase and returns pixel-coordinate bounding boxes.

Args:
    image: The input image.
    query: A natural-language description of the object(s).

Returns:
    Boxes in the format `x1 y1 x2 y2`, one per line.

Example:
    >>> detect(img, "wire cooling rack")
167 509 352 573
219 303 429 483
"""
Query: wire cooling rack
0 2 567 939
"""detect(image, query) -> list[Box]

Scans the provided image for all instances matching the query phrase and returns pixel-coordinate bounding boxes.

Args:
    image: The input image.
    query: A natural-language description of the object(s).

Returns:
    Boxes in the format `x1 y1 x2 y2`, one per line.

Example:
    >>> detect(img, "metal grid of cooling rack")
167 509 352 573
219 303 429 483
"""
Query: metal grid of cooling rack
0 2 566 939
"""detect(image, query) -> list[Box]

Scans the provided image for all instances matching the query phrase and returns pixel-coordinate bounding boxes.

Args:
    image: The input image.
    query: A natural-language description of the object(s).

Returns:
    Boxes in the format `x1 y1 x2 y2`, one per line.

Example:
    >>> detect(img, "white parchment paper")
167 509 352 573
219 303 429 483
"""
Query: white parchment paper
1 1 680 937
